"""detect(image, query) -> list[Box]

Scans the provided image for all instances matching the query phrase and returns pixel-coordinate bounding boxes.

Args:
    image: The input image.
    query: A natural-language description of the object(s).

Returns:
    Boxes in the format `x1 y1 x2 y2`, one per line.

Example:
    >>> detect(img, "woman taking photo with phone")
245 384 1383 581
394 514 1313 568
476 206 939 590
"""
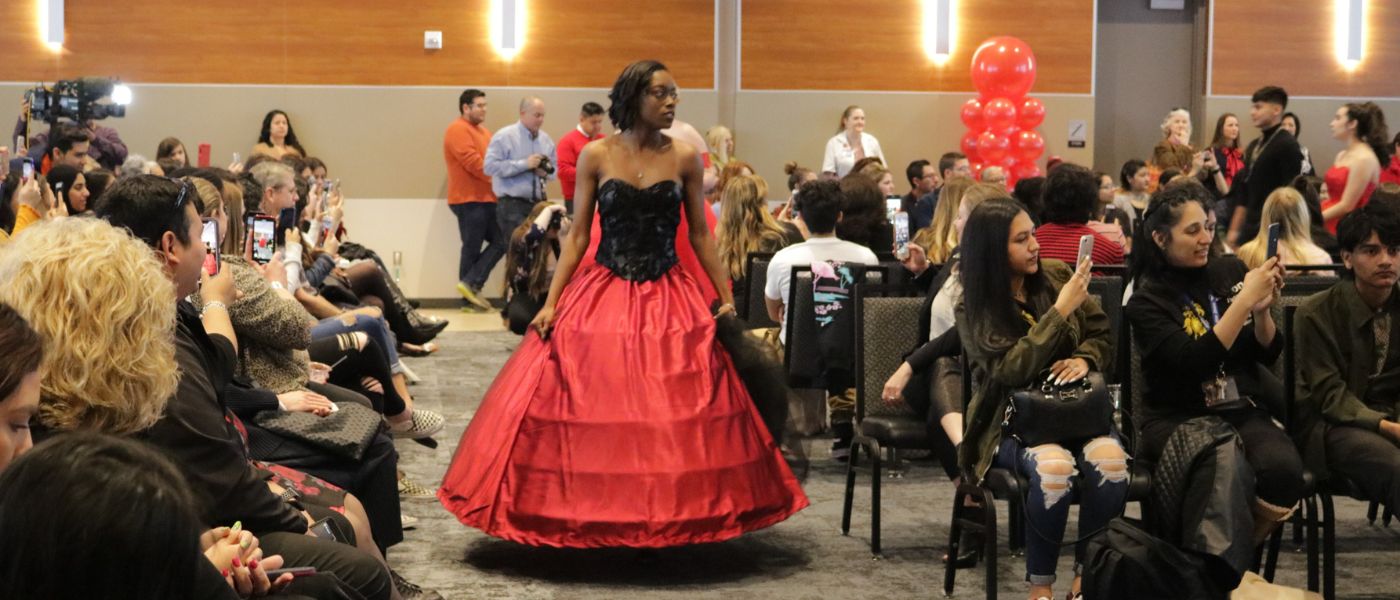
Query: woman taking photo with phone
1125 183 1305 548
1236 187 1333 274
957 198 1125 600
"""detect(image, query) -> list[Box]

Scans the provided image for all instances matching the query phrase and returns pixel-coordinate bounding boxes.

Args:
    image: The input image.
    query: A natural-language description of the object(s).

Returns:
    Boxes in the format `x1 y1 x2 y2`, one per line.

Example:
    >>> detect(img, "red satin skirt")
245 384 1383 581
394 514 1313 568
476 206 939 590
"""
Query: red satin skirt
438 264 808 548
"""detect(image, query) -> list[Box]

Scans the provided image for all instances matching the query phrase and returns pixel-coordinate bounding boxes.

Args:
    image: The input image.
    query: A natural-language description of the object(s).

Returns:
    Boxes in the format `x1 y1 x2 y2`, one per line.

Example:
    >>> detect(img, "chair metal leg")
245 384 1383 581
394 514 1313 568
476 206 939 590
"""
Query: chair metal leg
1262 520 1282 582
841 439 860 535
1292 509 1304 546
1305 496 1320 593
982 489 999 600
1367 499 1379 525
1321 493 1335 600
944 487 967 597
1384 504 1394 527
887 447 905 479
1008 496 1024 556
870 440 883 557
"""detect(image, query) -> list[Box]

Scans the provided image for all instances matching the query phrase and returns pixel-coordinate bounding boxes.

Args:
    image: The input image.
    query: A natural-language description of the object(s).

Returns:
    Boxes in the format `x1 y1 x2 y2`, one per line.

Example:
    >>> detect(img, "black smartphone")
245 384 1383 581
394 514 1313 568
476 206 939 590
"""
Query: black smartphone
251 215 277 264
1265 222 1281 260
308 517 348 543
263 567 317 579
201 218 221 276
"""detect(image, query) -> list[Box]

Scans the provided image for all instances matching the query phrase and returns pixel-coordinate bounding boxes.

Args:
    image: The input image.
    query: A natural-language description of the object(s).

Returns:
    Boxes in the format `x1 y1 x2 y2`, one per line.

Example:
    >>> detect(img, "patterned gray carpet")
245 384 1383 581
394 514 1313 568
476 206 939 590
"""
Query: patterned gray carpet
389 331 1400 599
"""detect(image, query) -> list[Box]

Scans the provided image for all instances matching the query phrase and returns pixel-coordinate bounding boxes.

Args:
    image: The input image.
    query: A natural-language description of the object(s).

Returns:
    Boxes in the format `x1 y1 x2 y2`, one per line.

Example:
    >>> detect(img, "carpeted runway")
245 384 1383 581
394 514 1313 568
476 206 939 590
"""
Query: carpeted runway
389 330 1400 600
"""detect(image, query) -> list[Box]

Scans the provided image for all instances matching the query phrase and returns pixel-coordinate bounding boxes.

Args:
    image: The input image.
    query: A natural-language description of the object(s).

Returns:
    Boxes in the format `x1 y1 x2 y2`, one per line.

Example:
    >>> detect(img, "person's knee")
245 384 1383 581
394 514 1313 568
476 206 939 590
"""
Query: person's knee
1084 436 1130 484
1027 444 1075 508
352 332 369 351
1256 453 1307 505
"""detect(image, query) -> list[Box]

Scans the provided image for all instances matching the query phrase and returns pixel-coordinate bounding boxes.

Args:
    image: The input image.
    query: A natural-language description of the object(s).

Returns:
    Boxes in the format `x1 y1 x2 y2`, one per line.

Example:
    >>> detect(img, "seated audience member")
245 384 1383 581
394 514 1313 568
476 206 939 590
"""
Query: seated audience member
502 202 567 334
1035 164 1126 265
0 432 313 600
915 176 973 264
1382 132 1400 185
913 152 972 232
158 136 189 168
306 156 329 180
957 198 1123 600
253 110 307 159
777 161 818 232
716 175 801 310
1237 187 1334 273
765 180 879 459
1011 175 1045 226
120 153 162 177
837 173 894 253
0 173 53 242
0 304 40 471
0 216 403 599
980 165 1007 189
1125 183 1305 546
1294 175 1341 257
1092 171 1131 252
1296 202 1400 513
902 159 938 216
706 125 736 171
855 159 896 197
43 163 91 215
710 159 756 215
1115 158 1152 226
84 168 114 206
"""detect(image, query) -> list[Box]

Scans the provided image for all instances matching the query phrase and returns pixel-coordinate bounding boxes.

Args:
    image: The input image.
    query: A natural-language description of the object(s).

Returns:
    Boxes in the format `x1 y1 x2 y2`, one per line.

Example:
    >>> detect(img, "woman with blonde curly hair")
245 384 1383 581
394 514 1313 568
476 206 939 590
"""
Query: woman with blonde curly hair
716 175 801 303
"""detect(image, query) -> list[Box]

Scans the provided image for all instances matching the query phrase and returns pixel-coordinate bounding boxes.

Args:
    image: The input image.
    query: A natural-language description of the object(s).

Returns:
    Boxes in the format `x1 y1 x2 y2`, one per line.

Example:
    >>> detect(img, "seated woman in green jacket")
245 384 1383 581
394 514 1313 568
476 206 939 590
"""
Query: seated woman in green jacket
956 199 1126 600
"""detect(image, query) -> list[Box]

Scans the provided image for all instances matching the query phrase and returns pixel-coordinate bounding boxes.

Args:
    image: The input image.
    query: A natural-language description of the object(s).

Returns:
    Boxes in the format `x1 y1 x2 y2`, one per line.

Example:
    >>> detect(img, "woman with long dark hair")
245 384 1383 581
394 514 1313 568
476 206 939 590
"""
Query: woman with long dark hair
252 110 307 159
957 198 1124 600
1321 102 1390 232
1206 113 1244 199
438 60 807 548
1125 183 1305 548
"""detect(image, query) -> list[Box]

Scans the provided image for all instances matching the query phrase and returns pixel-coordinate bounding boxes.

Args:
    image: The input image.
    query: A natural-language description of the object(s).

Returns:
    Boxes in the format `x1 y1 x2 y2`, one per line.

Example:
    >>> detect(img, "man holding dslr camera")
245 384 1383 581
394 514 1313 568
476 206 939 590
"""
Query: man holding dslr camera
485 96 556 259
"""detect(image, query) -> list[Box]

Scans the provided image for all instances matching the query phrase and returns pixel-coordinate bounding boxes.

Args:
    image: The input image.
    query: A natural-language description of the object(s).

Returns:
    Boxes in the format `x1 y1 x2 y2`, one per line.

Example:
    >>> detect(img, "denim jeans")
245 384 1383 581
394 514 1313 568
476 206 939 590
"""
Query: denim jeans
311 314 402 374
994 434 1130 585
450 201 505 290
496 195 536 244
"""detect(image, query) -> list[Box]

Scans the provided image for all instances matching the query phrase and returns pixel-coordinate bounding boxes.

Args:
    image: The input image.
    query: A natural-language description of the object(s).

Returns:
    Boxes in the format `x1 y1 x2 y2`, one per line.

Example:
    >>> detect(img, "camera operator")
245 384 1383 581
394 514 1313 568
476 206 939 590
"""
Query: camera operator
14 96 128 172
484 96 556 247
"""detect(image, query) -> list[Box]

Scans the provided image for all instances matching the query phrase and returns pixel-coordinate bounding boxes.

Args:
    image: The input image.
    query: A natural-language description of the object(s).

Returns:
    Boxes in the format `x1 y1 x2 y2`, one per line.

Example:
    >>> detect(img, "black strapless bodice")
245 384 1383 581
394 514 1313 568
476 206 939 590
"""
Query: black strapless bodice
595 179 683 282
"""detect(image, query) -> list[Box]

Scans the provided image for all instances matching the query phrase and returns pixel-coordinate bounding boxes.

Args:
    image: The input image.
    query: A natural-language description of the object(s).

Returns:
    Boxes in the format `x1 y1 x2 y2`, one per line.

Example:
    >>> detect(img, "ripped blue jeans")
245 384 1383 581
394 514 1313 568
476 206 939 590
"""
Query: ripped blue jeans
994 434 1129 585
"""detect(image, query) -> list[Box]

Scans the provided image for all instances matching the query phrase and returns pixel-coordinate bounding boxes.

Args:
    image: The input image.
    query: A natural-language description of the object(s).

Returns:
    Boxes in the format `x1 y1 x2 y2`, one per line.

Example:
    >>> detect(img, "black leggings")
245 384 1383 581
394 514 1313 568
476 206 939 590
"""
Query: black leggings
901 356 962 480
308 333 407 417
1142 406 1307 508
345 262 414 340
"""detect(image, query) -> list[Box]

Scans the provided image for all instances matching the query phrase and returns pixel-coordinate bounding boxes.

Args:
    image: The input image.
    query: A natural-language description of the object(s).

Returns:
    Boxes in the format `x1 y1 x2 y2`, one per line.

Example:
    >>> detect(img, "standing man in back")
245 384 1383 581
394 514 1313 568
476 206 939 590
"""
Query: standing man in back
555 102 606 214
485 96 557 252
1227 85 1304 248
444 88 500 312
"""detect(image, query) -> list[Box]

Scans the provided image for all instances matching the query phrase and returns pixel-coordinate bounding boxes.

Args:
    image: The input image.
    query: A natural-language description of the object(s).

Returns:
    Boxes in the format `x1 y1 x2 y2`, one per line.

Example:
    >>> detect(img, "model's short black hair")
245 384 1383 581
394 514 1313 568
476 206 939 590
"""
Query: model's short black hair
94 174 201 249
795 179 844 234
608 60 669 132
581 101 605 117
1251 86 1289 109
905 159 931 187
1041 164 1097 225
459 89 485 114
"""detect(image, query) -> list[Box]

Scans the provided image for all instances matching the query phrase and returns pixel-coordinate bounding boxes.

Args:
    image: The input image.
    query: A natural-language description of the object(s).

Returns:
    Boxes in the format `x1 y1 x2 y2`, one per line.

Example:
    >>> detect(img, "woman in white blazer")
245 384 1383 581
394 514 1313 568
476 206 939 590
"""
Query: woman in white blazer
822 105 886 178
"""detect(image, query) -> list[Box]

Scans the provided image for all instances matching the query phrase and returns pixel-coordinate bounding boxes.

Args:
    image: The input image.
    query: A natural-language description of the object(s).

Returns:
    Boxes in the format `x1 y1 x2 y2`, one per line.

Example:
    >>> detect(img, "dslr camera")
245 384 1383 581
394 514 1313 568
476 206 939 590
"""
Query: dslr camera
537 156 555 176
25 77 129 125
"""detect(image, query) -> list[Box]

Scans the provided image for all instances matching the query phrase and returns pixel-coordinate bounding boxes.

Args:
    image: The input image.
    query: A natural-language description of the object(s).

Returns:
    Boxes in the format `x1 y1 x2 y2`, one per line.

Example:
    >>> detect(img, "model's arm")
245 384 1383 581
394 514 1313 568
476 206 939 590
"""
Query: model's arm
679 141 735 310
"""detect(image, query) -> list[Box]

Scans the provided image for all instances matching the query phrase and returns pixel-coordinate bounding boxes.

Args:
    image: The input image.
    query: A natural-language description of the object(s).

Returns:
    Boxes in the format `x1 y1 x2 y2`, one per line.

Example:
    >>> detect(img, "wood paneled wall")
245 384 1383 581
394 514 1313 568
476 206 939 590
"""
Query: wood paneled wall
739 0 1095 93
1211 1 1400 98
0 0 715 88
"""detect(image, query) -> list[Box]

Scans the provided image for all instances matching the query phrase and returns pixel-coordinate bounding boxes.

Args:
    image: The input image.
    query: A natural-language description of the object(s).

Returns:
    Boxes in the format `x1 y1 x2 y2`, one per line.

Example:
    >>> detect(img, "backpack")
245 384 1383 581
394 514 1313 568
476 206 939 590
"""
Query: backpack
1082 518 1228 600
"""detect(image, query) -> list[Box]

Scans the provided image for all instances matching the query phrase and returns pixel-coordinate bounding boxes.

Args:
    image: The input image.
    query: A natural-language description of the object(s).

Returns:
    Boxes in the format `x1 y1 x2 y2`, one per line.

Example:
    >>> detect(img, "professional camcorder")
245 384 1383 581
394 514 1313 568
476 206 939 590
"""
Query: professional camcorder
24 77 131 125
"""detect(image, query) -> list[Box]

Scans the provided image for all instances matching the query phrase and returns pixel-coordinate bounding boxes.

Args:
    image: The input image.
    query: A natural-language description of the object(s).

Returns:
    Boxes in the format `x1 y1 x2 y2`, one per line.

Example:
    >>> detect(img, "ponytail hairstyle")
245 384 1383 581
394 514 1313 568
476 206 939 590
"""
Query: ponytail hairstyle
837 105 861 133
784 161 813 192
1345 102 1392 165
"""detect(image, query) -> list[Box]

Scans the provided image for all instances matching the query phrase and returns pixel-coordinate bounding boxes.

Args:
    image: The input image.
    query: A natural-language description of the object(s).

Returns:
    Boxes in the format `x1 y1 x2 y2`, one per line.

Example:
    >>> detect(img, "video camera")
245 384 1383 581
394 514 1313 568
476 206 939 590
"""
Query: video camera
24 77 131 125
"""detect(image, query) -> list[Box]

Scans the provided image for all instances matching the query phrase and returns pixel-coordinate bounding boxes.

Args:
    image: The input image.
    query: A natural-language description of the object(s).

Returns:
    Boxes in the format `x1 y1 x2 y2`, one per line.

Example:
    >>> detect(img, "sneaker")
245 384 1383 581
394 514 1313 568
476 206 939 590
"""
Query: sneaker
830 422 854 462
390 569 443 600
387 409 445 440
456 282 492 311
399 362 422 384
399 476 437 500
401 514 419 530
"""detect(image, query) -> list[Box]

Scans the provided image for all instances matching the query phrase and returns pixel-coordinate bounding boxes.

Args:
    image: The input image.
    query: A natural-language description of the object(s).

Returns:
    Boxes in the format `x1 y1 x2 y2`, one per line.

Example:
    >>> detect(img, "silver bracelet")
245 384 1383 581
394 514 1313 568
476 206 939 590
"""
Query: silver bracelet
202 301 229 316
269 281 286 291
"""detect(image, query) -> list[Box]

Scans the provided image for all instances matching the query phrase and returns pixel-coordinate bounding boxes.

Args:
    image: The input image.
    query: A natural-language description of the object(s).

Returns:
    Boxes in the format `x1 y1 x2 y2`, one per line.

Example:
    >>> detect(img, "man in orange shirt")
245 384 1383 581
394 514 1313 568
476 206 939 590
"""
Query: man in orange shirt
444 89 500 311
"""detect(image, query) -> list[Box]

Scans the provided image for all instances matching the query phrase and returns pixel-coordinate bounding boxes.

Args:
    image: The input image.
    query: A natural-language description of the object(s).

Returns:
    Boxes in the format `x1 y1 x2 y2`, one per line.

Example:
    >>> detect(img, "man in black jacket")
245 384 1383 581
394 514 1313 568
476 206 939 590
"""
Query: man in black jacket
95 175 395 600
1227 86 1305 247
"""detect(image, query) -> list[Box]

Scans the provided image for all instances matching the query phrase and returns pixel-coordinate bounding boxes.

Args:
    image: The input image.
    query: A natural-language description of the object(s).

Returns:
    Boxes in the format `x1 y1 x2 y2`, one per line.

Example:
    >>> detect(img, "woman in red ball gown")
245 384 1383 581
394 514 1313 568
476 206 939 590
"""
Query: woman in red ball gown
1321 102 1388 233
438 60 808 548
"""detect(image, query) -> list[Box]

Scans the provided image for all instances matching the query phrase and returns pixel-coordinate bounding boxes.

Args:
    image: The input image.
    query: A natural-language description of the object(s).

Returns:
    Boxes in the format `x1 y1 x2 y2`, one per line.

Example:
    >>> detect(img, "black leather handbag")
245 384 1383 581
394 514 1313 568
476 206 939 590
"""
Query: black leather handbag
253 403 381 461
1004 370 1113 446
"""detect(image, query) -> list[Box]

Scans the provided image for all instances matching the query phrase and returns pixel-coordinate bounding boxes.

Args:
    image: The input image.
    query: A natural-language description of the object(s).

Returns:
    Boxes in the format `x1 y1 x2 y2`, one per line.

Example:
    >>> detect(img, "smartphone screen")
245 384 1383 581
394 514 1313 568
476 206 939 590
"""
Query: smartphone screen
200 218 221 276
252 216 276 264
885 196 902 222
1266 222 1281 259
21 159 34 181
308 517 345 543
893 212 910 248
197 143 211 168
1077 234 1095 268
231 152 241 166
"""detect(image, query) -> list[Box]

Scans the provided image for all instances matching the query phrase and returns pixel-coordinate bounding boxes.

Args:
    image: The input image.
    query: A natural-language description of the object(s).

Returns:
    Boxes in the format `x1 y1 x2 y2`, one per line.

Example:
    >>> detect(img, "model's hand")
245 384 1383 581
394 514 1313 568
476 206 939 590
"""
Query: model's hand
531 305 557 339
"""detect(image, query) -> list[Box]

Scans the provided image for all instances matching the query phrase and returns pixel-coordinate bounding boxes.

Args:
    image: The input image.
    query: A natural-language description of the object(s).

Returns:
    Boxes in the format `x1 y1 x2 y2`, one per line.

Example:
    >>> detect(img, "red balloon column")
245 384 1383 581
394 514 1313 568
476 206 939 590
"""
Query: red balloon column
959 37 1045 188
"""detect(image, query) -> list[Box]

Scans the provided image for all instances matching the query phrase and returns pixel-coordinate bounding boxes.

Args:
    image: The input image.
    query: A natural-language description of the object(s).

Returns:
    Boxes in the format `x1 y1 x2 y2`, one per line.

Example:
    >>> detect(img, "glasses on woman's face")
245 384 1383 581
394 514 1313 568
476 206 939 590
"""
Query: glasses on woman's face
646 86 679 101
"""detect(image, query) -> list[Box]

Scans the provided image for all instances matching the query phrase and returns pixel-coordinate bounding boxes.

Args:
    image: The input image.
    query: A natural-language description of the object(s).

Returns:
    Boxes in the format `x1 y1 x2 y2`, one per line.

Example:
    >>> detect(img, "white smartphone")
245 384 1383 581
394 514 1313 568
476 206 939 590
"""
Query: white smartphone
885 196 901 222
232 151 241 165
1077 234 1094 269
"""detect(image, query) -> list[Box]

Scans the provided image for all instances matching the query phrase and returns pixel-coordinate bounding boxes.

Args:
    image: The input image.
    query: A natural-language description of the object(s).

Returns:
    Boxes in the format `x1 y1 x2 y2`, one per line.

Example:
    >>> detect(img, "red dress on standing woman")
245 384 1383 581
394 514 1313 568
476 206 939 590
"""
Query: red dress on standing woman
1323 165 1377 234
438 178 808 548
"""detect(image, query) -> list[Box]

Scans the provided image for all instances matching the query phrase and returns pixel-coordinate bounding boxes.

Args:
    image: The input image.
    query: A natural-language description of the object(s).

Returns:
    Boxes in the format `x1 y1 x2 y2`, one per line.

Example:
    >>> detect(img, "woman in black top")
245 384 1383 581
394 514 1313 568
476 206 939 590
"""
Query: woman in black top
1125 183 1305 543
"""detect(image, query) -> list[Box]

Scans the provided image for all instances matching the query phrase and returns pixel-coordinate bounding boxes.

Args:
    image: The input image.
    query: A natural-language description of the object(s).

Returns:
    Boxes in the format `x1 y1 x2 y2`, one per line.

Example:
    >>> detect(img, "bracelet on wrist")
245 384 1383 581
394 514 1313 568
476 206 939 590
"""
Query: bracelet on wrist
202 301 229 316
269 281 286 291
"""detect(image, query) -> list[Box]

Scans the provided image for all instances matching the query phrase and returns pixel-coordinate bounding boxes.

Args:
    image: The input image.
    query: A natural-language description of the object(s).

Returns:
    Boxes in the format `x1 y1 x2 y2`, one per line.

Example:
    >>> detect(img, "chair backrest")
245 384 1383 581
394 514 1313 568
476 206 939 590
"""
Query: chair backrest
741 252 777 327
854 284 924 421
784 263 886 387
877 259 914 291
1281 275 1338 298
1089 275 1125 382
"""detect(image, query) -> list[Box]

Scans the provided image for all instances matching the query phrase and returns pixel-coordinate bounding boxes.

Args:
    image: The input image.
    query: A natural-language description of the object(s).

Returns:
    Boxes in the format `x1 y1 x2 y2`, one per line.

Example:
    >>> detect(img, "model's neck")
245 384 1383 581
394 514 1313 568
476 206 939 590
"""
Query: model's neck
1356 278 1395 311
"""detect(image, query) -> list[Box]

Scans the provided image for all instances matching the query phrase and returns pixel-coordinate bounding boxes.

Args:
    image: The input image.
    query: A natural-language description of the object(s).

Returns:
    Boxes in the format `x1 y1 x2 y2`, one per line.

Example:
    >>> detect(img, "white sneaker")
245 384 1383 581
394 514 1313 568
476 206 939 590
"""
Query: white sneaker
401 514 419 530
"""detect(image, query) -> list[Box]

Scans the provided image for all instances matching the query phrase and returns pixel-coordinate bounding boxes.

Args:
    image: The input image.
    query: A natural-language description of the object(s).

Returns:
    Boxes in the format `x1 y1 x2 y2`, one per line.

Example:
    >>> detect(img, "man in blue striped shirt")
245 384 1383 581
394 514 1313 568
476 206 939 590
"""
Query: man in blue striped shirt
485 96 557 243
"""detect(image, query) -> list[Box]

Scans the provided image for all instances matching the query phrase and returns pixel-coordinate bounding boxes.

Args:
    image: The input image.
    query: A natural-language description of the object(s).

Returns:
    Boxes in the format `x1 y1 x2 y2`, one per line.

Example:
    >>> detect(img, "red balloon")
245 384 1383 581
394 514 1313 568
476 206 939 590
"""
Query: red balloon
982 98 1017 133
960 130 982 162
960 98 985 130
970 162 985 179
1013 130 1045 163
1018 97 1046 130
977 131 1010 164
970 37 1038 100
1013 162 1043 181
